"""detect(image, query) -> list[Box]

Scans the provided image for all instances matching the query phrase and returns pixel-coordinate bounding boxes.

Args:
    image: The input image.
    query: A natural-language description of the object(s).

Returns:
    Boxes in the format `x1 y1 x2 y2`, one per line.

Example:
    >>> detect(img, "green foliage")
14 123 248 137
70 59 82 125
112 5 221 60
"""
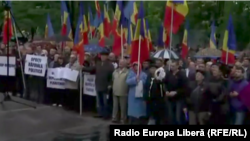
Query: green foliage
1 1 250 50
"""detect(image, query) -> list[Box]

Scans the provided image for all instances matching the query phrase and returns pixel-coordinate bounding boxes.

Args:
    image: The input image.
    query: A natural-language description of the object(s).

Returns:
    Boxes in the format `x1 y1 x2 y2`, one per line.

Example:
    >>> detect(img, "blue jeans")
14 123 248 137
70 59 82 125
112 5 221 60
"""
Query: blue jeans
231 111 245 125
97 91 108 118
166 100 184 124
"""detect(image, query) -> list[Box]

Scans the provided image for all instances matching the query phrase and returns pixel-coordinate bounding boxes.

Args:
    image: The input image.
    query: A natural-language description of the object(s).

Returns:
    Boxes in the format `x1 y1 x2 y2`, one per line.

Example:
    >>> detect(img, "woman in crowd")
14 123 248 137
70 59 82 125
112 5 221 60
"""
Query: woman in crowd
51 55 66 107
126 62 147 124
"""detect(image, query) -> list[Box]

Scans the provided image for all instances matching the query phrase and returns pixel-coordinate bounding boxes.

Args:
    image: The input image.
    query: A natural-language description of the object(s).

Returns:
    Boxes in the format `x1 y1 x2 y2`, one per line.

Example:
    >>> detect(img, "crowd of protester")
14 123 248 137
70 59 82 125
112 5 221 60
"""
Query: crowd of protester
0 43 250 125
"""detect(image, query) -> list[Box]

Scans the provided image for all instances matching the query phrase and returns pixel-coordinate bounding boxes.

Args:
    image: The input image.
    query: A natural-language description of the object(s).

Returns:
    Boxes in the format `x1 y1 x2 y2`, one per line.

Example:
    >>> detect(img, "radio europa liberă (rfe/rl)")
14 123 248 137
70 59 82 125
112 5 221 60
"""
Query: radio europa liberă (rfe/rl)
114 129 205 137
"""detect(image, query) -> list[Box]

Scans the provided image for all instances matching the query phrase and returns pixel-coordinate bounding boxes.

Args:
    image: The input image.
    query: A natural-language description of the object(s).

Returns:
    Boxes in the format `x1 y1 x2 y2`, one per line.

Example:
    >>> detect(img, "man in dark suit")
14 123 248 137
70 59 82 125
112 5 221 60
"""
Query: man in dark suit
185 61 196 81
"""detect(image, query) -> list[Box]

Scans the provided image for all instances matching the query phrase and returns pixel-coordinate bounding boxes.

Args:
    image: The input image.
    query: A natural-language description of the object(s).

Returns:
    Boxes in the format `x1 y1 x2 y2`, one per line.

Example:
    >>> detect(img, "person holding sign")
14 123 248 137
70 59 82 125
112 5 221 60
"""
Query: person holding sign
64 54 81 111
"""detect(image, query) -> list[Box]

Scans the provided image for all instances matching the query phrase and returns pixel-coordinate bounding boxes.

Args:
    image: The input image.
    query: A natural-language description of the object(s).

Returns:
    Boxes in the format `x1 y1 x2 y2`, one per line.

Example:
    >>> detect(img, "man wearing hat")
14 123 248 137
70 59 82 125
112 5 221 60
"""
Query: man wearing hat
82 50 114 119
183 70 212 125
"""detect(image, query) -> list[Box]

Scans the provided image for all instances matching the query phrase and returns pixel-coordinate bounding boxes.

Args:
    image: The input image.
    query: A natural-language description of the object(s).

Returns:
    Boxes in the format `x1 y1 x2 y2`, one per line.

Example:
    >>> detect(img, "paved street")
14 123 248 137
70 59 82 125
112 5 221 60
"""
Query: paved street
0 97 110 141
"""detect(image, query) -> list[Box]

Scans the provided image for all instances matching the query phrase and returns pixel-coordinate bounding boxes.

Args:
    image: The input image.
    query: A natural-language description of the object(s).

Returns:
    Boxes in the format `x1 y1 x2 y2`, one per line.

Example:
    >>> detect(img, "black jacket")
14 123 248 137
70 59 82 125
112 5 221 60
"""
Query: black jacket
164 70 187 101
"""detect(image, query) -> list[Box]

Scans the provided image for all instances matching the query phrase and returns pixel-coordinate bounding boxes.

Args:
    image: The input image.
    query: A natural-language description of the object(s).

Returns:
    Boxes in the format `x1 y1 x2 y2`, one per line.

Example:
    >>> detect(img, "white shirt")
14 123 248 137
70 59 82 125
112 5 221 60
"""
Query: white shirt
185 68 189 77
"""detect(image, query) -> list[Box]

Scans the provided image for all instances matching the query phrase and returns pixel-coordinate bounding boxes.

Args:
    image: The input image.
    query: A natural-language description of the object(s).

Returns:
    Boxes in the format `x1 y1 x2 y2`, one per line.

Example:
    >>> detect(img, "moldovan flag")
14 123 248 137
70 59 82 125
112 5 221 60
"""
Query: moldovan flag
163 25 170 48
2 1 13 45
221 15 236 65
80 2 89 45
157 24 165 48
112 1 126 56
145 20 153 51
164 0 188 34
124 1 138 25
126 17 134 55
88 6 95 37
61 1 73 47
74 10 84 65
44 14 54 38
103 5 111 37
98 13 105 47
181 20 189 59
210 21 217 49
130 1 149 64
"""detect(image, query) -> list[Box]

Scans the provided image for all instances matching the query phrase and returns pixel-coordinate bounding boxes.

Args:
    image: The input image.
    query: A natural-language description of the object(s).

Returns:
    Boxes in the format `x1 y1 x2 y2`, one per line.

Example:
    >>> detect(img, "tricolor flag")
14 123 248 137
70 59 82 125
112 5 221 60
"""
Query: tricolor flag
181 20 189 59
164 0 188 33
95 0 101 18
130 1 149 64
112 1 126 56
2 1 13 45
74 10 84 64
61 1 73 47
44 14 54 38
124 1 138 25
210 21 217 49
80 2 89 45
98 13 105 47
221 15 236 65
126 17 133 55
163 25 170 48
103 4 111 37
157 24 164 48
145 20 153 51
88 5 95 37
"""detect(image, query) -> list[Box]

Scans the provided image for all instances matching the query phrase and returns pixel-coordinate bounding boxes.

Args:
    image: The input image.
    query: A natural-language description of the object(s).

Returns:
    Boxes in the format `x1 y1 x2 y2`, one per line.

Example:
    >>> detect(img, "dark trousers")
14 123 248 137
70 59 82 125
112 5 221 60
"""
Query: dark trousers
65 89 79 112
50 89 64 105
97 91 109 118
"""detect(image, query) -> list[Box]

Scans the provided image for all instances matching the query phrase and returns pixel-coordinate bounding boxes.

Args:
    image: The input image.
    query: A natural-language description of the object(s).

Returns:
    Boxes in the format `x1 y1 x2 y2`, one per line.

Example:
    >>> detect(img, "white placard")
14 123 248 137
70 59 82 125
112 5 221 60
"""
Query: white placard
24 54 47 77
48 67 64 79
46 68 65 89
62 68 79 82
83 74 96 96
0 56 16 76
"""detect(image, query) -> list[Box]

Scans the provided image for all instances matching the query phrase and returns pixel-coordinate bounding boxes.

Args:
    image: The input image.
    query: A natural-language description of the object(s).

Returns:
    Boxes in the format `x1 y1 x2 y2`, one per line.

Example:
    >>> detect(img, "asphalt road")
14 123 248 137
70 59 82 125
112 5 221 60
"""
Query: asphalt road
0 96 110 141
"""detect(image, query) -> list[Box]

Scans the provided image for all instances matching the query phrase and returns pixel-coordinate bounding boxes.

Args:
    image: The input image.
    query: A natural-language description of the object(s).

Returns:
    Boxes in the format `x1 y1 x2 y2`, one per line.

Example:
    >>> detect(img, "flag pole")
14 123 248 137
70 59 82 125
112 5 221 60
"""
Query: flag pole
13 22 27 94
121 25 124 59
79 70 83 115
168 4 174 70
226 49 229 65
137 35 142 76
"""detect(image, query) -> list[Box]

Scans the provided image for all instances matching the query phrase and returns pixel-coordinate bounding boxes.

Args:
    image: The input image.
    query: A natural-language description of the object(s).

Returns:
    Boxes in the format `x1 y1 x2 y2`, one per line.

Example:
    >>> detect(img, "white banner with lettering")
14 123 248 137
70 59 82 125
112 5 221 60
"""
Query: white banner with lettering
0 56 16 76
24 54 47 77
83 74 96 96
46 68 65 89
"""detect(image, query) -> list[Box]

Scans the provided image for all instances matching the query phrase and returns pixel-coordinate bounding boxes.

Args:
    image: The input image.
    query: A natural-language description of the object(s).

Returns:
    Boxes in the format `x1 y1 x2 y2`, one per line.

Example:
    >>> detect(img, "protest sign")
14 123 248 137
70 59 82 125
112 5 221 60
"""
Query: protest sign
62 68 79 82
24 55 47 77
46 68 65 89
83 74 96 96
0 56 16 76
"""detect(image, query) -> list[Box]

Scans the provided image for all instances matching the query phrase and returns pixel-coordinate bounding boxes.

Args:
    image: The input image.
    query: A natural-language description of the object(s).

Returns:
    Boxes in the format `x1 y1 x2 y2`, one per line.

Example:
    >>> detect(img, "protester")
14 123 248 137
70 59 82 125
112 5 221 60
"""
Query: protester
51 55 66 107
112 59 129 124
144 66 165 125
228 66 249 125
207 63 227 124
242 58 250 81
126 62 147 124
142 59 150 74
184 70 211 125
64 53 81 111
164 60 187 124
82 51 114 119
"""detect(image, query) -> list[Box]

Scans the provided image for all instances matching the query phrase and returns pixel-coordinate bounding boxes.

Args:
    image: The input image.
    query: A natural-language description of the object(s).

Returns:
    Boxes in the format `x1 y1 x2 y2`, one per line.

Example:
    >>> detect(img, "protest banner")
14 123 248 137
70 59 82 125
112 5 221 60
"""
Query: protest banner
83 74 96 96
46 69 65 89
0 56 16 76
62 68 79 82
24 55 47 77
